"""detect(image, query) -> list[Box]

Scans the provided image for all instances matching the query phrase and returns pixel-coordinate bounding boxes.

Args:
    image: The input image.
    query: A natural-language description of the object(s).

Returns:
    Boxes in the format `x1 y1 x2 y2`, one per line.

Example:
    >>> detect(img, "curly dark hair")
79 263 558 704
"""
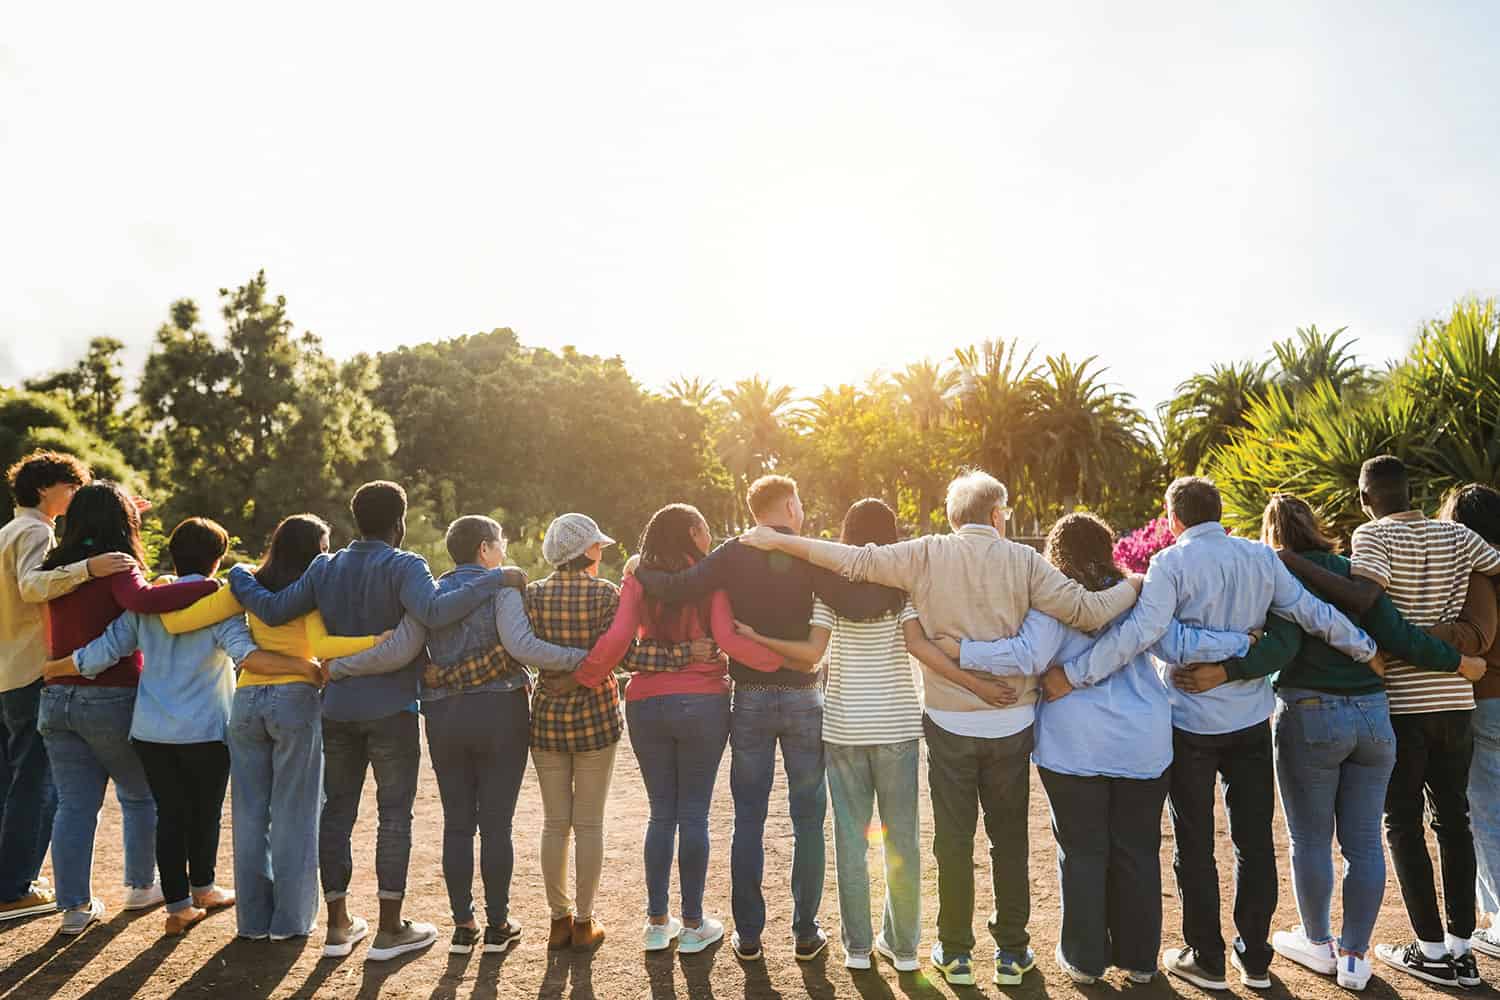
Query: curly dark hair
1043 512 1123 592
636 503 712 639
6 450 89 508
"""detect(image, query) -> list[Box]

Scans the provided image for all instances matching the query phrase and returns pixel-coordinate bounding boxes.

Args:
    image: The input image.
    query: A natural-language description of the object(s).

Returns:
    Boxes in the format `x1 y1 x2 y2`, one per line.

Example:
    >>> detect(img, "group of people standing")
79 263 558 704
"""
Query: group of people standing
2 448 1500 995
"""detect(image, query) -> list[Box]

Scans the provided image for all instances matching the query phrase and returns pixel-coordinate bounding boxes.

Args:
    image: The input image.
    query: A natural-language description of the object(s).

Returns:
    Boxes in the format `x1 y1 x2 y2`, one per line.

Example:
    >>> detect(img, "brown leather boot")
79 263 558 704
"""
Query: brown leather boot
548 915 574 950
571 917 605 951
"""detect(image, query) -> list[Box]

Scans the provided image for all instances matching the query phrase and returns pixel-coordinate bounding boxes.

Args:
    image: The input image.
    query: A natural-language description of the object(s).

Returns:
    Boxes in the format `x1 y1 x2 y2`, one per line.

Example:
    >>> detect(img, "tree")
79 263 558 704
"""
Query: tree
25 336 128 437
664 376 719 410
893 359 959 433
952 339 1041 525
140 273 395 547
717 376 796 521
1271 325 1372 399
1030 354 1151 516
0 389 143 521
1160 360 1271 473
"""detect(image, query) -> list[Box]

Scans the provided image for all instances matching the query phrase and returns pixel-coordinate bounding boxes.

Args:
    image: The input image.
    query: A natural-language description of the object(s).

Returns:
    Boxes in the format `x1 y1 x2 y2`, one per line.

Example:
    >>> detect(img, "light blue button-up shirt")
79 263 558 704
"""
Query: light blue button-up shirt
73 574 254 744
962 609 1250 778
1058 522 1377 735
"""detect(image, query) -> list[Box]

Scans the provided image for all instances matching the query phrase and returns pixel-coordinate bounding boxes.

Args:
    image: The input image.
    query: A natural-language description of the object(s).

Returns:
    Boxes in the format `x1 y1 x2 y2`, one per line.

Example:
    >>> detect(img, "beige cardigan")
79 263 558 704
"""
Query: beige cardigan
801 524 1137 712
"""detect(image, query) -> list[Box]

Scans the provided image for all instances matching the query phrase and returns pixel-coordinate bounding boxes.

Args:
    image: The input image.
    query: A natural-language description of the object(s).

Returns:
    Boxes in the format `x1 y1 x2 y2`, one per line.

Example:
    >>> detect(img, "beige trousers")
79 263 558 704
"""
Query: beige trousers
531 742 618 920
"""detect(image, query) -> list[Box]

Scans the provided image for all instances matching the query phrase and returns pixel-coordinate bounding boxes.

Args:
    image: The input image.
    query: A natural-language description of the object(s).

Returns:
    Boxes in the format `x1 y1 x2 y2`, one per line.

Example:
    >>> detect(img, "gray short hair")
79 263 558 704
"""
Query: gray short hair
946 470 1007 528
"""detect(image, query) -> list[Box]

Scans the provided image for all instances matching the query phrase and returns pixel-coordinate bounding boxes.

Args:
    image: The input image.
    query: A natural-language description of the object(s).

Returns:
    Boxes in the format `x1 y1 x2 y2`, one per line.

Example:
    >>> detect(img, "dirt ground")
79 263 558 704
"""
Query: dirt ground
0 718 1492 1000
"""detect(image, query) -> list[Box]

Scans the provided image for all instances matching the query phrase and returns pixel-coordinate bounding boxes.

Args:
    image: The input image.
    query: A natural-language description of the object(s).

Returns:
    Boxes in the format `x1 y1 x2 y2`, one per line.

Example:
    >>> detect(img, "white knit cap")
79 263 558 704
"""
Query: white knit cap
542 513 615 566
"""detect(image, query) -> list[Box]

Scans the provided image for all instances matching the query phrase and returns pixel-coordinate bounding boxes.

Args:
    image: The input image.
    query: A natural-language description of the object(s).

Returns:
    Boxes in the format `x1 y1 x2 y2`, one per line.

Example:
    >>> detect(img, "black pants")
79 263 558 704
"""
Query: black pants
1385 710 1476 942
1168 721 1277 975
424 688 530 925
1039 767 1170 976
923 716 1032 954
133 740 231 907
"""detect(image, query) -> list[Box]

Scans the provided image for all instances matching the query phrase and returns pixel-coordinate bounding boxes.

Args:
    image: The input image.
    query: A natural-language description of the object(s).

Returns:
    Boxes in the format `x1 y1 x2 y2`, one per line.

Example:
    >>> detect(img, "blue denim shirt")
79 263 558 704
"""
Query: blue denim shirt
421 564 587 702
1058 522 1377 735
962 609 1248 778
73 574 254 744
228 539 505 723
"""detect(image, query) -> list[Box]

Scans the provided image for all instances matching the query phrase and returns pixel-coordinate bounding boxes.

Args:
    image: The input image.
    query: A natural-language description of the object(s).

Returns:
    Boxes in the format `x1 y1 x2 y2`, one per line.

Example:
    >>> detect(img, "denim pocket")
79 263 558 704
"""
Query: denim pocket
1284 697 1338 746
36 685 66 736
1356 698 1396 746
271 684 321 732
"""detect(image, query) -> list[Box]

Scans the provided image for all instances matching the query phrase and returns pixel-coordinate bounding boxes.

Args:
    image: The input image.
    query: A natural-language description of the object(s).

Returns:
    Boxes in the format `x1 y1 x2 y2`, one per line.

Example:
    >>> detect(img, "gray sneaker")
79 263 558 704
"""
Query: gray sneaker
61 898 105 935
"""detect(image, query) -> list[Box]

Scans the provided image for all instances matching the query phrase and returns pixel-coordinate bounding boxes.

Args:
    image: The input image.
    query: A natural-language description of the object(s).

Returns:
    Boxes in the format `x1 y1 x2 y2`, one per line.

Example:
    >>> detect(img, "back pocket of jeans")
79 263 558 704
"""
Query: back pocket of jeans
1286 698 1338 746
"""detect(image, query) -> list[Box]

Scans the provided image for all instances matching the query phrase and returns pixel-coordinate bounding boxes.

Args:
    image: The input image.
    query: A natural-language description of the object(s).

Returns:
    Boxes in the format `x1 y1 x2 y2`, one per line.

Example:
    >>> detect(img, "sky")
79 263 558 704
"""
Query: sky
3 1 1498 414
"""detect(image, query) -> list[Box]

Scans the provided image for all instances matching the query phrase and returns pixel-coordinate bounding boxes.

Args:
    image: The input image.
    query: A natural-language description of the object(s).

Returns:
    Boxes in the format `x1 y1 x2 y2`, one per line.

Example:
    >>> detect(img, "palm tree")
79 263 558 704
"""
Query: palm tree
893 359 959 432
1271 325 1371 399
718 376 796 521
665 375 719 409
1031 354 1149 513
1161 359 1271 473
952 340 1042 521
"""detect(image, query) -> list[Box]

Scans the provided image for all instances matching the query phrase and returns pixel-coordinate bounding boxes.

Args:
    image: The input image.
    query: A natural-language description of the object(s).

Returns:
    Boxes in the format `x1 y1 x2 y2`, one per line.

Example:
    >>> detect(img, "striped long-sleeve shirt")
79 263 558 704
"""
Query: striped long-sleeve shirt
1350 510 1500 715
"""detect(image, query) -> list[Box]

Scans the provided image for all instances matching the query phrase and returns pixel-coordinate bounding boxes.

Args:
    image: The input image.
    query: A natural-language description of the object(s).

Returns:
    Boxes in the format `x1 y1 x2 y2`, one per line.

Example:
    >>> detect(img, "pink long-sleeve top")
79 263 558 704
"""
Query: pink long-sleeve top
46 570 218 687
574 575 785 700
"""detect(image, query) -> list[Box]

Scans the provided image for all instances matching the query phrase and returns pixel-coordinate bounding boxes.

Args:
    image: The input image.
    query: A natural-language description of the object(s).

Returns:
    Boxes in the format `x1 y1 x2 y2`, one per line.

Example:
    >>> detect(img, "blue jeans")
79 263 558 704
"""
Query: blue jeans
319 711 421 900
730 685 826 943
1 680 57 902
37 685 157 910
424 688 530 925
627 693 731 922
826 741 921 961
1273 688 1396 955
229 683 325 937
1471 699 1500 916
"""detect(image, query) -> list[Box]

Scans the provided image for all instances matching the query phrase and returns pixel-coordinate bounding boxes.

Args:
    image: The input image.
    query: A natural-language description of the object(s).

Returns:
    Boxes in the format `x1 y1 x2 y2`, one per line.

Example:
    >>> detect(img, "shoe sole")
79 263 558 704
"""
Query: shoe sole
483 939 520 954
874 944 920 972
734 946 764 962
367 933 438 962
1374 953 1457 988
449 943 474 955
322 924 370 958
0 903 57 921
1273 946 1336 978
1472 939 1500 960
1167 965 1230 991
1458 975 1482 988
1337 974 1371 992
678 933 723 955
937 969 975 986
795 941 829 962
1231 952 1271 989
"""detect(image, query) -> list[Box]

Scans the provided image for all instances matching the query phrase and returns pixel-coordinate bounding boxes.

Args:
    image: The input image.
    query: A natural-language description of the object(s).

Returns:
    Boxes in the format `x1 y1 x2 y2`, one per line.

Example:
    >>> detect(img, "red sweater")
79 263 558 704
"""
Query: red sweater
46 570 218 687
574 575 786 700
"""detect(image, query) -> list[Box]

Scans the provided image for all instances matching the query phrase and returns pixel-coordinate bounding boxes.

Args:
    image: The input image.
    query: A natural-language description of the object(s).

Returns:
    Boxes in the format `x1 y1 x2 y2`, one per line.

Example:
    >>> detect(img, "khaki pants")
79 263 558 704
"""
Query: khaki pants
531 742 618 920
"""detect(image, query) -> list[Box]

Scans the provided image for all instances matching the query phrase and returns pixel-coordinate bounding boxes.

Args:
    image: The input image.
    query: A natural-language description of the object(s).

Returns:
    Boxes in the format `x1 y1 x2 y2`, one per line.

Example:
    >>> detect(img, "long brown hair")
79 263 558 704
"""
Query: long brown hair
839 498 906 616
1042 512 1123 592
255 514 331 592
636 503 712 639
1260 493 1340 553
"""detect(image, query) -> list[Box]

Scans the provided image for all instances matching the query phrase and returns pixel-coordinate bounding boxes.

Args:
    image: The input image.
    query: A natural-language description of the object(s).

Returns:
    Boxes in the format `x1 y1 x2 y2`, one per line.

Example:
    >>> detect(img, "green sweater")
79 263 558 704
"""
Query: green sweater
1229 549 1460 694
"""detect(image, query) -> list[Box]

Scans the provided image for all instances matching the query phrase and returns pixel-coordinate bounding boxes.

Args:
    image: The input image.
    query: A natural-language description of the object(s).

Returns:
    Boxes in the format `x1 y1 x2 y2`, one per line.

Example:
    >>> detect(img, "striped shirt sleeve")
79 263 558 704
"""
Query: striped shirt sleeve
1464 528 1500 575
1349 524 1392 589
810 597 836 631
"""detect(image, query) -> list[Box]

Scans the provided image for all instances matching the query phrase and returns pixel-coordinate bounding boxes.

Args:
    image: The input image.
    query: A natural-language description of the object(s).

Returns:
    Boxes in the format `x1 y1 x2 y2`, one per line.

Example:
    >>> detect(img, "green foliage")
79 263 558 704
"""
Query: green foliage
1210 299 1500 539
1160 360 1271 473
24 337 128 438
139 273 396 550
0 389 145 521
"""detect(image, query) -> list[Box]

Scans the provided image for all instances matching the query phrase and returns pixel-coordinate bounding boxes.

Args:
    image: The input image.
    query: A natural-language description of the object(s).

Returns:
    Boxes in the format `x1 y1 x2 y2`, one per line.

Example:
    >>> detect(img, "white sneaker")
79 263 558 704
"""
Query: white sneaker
1337 951 1373 992
678 916 724 955
845 951 872 970
123 882 164 911
366 920 437 962
643 916 683 952
60 898 105 935
322 915 370 958
874 932 920 972
1472 926 1500 959
1055 943 1097 984
1232 938 1272 989
1126 968 1156 984
1272 926 1337 976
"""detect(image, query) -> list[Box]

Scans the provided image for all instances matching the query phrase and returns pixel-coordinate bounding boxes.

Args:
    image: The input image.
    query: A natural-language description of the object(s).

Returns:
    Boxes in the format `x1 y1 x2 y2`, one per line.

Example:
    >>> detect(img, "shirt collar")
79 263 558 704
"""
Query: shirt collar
17 506 53 527
1178 521 1226 543
349 538 393 552
955 523 1001 540
1380 510 1426 523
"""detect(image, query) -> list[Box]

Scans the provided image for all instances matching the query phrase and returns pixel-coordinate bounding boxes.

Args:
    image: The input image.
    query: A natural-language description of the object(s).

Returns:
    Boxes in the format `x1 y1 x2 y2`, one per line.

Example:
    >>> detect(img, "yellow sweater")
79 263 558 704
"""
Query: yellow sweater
161 587 378 687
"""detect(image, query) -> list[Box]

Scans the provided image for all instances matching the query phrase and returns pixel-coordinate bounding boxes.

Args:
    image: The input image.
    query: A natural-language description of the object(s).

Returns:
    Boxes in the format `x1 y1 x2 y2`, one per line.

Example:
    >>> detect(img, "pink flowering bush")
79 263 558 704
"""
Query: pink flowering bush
1113 516 1175 574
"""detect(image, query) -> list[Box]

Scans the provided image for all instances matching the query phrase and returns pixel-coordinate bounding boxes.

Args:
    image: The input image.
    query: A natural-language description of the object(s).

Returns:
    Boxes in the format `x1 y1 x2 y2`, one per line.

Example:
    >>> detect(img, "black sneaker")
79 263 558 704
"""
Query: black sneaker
731 931 762 962
795 929 829 962
1374 942 1458 987
1454 950 1482 988
1163 946 1229 991
485 922 521 954
449 925 480 955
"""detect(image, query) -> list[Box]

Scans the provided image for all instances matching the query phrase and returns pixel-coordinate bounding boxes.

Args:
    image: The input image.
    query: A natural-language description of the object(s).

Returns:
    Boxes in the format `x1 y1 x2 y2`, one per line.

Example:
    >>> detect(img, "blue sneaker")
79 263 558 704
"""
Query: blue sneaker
994 946 1037 985
931 942 975 986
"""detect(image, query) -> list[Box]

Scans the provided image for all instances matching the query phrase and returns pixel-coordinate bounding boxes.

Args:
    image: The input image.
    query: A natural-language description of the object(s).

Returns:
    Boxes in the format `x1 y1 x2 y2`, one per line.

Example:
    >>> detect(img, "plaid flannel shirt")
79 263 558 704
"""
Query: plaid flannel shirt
525 570 696 752
423 643 524 694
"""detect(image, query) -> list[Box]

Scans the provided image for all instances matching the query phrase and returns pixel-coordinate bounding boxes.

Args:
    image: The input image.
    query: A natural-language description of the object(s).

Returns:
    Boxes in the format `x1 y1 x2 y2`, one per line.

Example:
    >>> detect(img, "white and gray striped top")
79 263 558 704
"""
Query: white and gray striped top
1351 511 1500 715
811 597 924 745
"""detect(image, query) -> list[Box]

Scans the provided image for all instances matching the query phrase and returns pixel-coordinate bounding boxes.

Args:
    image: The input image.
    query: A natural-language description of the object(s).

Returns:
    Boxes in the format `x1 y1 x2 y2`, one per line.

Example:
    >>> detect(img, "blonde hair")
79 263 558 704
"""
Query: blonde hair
746 475 797 518
1260 493 1340 553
